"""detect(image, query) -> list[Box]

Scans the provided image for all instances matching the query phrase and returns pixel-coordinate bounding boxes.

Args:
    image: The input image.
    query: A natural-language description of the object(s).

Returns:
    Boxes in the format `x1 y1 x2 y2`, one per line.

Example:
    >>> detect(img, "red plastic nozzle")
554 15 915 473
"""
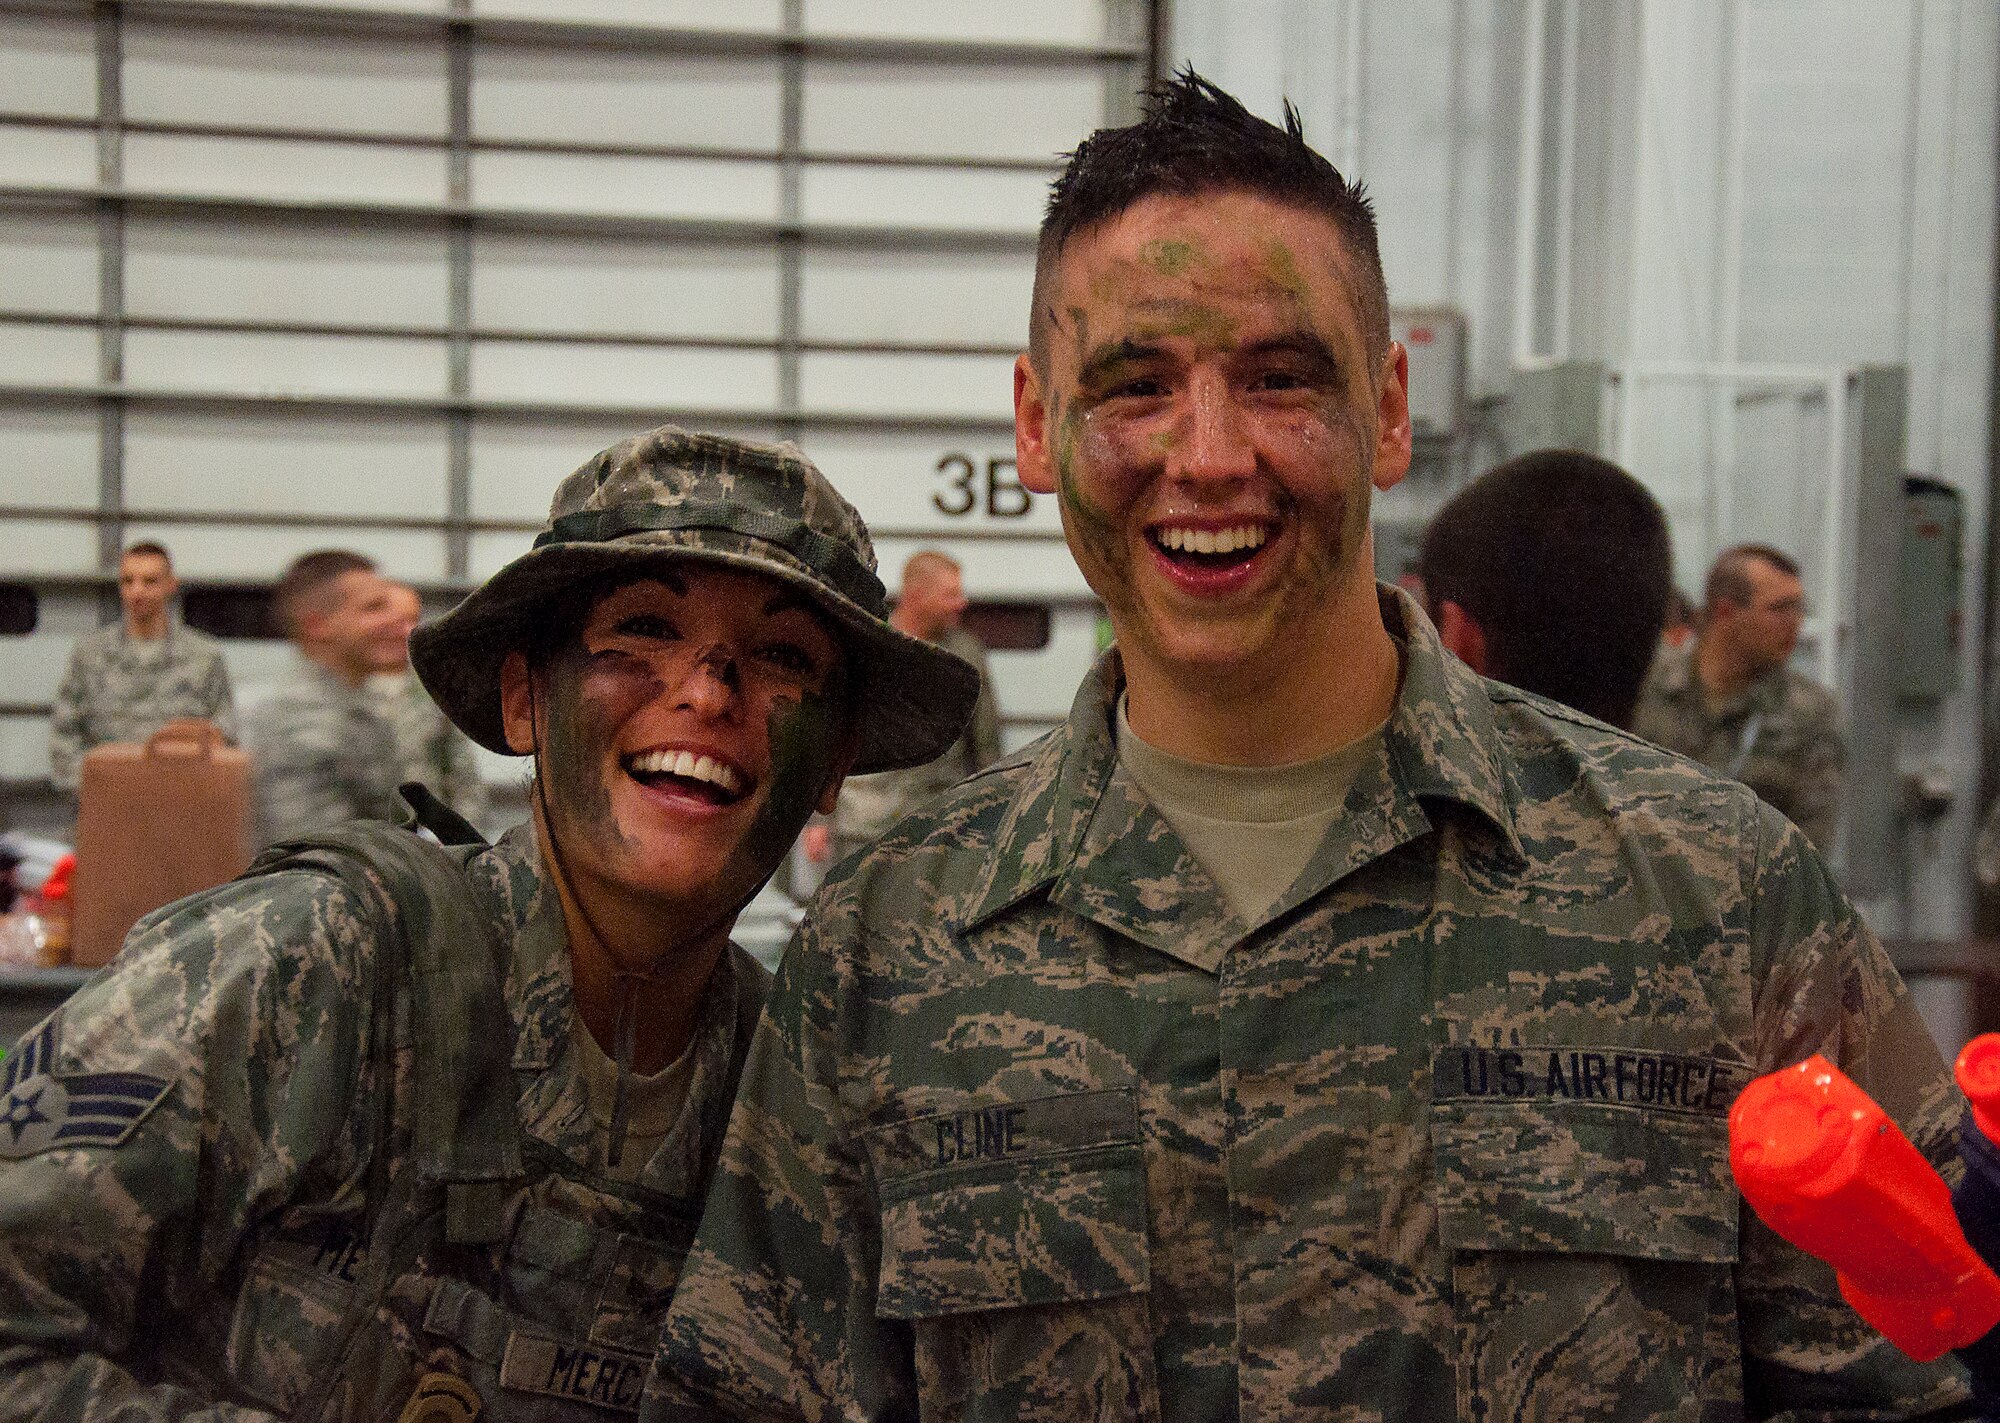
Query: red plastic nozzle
38 854 72 902
1729 1054 2000 1361
1956 1035 2000 1148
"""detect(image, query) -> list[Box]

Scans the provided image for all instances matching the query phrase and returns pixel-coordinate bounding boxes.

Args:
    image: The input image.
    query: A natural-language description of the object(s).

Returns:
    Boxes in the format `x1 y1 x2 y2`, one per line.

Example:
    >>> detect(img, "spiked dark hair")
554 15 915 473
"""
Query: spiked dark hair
1030 67 1390 372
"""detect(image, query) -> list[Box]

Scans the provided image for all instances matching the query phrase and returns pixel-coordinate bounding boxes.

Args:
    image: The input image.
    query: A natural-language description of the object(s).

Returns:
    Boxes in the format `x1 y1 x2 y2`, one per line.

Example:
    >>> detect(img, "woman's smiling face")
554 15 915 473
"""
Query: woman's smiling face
502 563 851 933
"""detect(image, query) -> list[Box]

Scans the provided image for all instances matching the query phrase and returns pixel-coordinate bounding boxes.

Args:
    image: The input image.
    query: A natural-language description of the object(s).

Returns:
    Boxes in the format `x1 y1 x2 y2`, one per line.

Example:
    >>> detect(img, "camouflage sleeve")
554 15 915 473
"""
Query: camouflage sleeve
646 901 911 1423
0 870 379 1422
205 652 239 746
966 648 1001 774
250 705 361 845
47 644 89 794
1788 695 1844 855
1736 804 1971 1419
438 724 489 829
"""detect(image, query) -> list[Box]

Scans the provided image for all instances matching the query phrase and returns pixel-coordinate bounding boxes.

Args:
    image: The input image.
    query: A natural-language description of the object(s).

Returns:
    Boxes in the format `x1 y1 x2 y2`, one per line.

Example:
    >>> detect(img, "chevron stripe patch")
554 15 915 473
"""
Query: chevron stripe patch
0 1019 173 1159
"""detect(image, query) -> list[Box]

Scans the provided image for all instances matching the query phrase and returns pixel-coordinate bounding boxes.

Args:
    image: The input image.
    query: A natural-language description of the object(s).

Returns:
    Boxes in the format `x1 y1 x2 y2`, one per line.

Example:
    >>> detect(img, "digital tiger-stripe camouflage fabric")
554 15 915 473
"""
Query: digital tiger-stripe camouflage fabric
647 586 1969 1423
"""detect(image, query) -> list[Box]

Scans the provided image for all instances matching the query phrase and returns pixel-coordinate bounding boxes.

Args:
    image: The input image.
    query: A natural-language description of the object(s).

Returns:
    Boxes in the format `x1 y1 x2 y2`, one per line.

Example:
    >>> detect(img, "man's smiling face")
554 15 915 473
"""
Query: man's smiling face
1015 189 1411 693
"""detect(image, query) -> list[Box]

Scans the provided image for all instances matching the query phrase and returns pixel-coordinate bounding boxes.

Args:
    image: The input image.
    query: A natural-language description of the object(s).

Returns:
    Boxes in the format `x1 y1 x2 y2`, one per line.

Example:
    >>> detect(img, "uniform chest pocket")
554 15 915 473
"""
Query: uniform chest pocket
1432 1099 1742 1423
224 1222 366 1413
862 1087 1160 1423
415 1209 689 1419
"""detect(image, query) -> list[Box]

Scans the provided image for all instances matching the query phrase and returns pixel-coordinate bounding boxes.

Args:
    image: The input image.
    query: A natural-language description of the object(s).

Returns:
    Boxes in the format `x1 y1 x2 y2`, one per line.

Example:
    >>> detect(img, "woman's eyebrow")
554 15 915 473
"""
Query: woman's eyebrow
761 590 817 617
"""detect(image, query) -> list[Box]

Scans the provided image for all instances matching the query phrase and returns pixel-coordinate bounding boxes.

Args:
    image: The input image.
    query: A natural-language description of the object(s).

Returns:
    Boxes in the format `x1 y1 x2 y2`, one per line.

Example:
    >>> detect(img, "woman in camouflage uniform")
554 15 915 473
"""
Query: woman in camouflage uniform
0 425 978 1423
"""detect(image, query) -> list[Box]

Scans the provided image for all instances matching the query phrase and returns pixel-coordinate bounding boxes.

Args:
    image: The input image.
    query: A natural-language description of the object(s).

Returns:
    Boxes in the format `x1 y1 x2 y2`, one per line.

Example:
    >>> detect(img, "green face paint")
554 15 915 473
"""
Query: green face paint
1132 303 1239 349
718 689 843 902
1048 392 1125 586
1261 238 1312 305
1141 237 1198 276
539 646 650 856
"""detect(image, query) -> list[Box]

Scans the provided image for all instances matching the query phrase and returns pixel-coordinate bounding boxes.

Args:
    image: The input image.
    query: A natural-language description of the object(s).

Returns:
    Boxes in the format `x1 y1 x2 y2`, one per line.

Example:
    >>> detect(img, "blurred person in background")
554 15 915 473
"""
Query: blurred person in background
1418 449 1673 730
48 540 234 795
1661 586 1696 652
1634 543 1843 850
245 549 409 845
805 548 1001 865
0 427 977 1423
375 580 490 829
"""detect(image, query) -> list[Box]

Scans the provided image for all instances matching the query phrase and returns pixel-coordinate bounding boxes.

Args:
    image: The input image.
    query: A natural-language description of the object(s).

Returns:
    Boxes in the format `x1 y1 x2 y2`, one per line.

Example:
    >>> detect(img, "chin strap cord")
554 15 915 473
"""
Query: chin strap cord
606 975 642 1169
526 671 767 1173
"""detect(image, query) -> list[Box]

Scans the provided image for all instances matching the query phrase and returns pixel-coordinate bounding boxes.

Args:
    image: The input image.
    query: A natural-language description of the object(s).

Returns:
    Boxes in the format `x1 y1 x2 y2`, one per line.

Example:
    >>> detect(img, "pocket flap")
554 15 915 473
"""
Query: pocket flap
864 1088 1149 1320
1432 1100 1739 1264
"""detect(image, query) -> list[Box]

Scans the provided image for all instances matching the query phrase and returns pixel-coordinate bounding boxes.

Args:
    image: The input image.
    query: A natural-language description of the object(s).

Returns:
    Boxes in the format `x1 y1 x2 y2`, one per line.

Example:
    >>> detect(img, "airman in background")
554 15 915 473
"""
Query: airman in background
375 581 490 830
48 540 235 794
810 549 1002 865
243 549 409 845
1634 542 1844 850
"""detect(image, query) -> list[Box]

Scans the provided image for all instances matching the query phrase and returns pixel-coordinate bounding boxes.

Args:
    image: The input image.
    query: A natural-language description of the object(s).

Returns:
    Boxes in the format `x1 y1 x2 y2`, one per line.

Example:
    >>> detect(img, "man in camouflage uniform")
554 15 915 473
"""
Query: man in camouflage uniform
0 428 978 1423
48 540 235 793
375 581 490 829
1418 449 1673 729
650 74 1969 1420
1635 543 1844 850
815 550 1003 863
244 550 412 845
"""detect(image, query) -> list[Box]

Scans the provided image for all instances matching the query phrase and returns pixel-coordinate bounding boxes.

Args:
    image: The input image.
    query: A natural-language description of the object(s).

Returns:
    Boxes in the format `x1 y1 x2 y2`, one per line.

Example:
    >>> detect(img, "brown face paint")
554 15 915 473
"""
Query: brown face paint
539 644 661 855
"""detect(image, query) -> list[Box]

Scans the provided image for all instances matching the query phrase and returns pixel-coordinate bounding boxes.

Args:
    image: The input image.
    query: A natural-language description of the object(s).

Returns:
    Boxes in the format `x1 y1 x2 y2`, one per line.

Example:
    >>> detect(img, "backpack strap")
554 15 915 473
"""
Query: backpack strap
396 781 487 849
248 821 522 1243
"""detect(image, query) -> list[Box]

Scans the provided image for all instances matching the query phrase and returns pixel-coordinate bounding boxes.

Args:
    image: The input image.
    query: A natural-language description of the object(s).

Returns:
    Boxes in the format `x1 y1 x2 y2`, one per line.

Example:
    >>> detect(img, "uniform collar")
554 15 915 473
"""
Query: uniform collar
290 649 372 704
1663 639 1788 720
472 823 758 1197
958 584 1524 970
1651 640 1697 696
113 616 177 653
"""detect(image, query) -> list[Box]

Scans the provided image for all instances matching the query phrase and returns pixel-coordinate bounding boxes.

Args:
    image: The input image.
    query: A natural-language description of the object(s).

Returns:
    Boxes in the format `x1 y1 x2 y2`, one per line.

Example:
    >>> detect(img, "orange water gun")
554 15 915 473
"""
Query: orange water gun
1728 1044 2000 1361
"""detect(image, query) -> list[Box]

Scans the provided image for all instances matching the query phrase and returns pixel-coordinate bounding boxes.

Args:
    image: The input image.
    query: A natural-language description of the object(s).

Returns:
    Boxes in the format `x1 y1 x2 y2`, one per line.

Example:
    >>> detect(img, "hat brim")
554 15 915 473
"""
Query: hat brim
410 533 982 777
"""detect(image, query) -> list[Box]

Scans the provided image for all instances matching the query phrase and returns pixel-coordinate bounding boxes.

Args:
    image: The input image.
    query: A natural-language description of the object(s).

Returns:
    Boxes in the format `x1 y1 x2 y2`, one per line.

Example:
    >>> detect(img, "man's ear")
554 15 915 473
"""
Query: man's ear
815 721 864 816
1015 354 1058 496
498 651 539 755
1371 341 1413 493
1435 599 1489 676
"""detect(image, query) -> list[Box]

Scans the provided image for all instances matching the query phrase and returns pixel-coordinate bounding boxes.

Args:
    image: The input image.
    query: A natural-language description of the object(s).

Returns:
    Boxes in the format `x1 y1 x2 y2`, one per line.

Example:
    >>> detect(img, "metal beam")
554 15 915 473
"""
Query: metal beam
0 382 1016 433
0 310 1027 359
0 183 1040 251
2 0 1142 64
0 111 1070 173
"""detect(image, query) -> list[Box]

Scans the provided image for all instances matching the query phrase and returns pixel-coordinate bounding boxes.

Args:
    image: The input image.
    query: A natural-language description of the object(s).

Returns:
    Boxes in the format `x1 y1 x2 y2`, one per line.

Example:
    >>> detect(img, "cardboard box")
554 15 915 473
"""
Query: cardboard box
70 719 253 968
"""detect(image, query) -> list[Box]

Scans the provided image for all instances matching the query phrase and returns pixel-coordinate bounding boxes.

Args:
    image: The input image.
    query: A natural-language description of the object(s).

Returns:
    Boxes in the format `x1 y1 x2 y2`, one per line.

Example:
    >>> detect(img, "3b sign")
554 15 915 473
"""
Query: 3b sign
934 454 1034 518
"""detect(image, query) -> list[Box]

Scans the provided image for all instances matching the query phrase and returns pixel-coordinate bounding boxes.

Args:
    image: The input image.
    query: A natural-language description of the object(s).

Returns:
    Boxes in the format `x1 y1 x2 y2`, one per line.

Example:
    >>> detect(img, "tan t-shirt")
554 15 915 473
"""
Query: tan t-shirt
571 1011 696 1182
1116 697 1387 929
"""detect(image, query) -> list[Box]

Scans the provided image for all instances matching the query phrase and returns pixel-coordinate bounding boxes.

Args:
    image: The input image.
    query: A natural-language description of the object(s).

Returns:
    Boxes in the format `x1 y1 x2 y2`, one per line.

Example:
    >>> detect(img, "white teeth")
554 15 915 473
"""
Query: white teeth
629 749 744 795
1157 524 1267 554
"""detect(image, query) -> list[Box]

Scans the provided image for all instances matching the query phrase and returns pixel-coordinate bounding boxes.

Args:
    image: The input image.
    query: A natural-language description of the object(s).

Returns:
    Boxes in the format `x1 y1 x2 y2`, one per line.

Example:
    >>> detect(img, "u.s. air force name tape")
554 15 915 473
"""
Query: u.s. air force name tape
1432 1043 1748 1117
0 1019 172 1159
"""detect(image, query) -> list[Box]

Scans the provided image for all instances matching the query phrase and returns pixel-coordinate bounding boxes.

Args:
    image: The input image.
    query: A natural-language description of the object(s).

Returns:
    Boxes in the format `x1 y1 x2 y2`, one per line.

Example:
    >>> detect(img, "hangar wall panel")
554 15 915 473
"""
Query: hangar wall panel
0 0 1142 819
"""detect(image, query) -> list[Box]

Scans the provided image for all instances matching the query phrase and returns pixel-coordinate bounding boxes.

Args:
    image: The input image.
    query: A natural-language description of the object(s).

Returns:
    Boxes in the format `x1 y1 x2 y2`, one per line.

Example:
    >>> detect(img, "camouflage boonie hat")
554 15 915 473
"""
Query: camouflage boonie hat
410 425 981 775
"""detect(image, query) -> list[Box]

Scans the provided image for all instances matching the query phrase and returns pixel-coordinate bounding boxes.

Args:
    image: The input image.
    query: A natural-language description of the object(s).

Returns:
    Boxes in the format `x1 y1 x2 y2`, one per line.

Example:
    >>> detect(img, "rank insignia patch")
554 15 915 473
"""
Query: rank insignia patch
0 1019 173 1159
